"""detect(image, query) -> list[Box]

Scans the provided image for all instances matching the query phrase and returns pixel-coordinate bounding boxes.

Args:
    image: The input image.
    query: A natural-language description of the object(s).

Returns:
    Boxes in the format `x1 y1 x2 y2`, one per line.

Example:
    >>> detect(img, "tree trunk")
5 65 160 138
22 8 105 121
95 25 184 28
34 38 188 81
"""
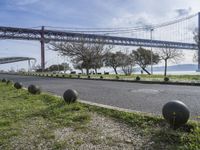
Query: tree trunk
142 67 151 75
164 59 167 77
113 67 118 75
86 68 89 75
95 68 97 74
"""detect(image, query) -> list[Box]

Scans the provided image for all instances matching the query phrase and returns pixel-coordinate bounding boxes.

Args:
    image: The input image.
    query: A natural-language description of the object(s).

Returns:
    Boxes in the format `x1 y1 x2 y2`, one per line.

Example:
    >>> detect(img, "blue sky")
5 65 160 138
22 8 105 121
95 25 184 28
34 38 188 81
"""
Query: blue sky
0 0 200 71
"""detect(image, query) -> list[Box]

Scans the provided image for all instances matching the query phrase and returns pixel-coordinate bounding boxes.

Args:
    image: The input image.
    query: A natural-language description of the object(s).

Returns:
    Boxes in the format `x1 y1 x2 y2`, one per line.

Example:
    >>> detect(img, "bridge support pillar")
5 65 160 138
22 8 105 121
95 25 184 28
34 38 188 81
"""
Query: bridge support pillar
197 12 200 72
198 12 200 71
40 26 45 72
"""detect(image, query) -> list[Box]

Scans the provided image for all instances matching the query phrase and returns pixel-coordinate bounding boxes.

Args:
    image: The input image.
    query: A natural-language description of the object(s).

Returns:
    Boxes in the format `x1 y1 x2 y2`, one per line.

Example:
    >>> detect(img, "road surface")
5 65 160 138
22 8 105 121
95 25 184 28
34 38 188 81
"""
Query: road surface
1 74 200 118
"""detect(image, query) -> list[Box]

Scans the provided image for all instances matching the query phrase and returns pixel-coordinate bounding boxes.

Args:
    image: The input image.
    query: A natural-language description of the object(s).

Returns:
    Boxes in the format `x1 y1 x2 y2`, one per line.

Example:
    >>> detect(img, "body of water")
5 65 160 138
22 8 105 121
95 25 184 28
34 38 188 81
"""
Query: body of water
135 71 200 75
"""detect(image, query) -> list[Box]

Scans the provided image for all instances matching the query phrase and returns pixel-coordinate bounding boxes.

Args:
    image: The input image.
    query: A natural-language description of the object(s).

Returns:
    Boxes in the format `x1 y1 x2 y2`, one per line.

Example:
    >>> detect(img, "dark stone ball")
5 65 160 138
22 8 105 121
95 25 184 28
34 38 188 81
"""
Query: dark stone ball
136 76 140 81
63 89 78 104
28 84 41 94
164 77 169 82
2 78 7 82
14 82 23 89
162 100 190 129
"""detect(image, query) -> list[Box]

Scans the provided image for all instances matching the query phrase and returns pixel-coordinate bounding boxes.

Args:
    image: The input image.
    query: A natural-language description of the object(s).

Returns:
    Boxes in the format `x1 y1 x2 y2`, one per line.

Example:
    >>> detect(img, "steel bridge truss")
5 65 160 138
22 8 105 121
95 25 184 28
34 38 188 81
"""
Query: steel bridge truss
0 26 198 50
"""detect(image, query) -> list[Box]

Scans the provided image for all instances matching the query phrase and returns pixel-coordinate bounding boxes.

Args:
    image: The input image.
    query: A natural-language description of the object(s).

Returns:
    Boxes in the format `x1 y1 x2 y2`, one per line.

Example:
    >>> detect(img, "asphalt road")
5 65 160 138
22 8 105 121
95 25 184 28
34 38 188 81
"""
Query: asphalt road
1 74 200 117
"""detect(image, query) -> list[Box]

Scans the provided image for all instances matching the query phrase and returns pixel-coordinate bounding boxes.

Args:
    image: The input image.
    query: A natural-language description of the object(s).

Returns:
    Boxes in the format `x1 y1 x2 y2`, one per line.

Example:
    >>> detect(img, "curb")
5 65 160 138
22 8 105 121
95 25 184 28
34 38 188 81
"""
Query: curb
2 73 200 87
52 94 158 117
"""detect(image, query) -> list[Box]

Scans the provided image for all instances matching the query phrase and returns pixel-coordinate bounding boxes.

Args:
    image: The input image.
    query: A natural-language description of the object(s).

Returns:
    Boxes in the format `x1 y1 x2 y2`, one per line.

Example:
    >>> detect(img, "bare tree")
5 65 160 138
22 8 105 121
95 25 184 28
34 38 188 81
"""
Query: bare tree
91 47 105 74
121 53 135 75
73 61 84 74
159 47 184 76
49 39 110 75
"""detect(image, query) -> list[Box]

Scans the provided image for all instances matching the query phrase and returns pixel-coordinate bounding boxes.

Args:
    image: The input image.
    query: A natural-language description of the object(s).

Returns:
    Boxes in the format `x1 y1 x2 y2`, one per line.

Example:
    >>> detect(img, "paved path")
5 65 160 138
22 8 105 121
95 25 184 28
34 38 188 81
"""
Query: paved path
1 74 200 117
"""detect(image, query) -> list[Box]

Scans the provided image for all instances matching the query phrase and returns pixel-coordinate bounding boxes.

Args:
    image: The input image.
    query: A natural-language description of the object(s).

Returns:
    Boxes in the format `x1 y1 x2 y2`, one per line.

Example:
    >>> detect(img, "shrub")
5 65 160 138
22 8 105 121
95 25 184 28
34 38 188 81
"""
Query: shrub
164 77 169 82
6 80 12 85
2 78 6 83
56 74 59 77
28 84 41 94
78 75 80 78
88 75 91 79
100 75 103 79
14 82 23 89
116 76 119 80
63 89 78 104
136 76 140 81
69 75 72 78
62 74 65 78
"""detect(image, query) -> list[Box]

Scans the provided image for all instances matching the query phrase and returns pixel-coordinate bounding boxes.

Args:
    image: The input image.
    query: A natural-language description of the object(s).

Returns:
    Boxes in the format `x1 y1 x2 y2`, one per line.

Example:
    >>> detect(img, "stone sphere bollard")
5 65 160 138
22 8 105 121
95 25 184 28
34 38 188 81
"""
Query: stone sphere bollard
63 89 78 104
2 78 7 83
136 76 140 81
28 84 41 94
164 77 169 82
162 100 190 129
14 82 23 89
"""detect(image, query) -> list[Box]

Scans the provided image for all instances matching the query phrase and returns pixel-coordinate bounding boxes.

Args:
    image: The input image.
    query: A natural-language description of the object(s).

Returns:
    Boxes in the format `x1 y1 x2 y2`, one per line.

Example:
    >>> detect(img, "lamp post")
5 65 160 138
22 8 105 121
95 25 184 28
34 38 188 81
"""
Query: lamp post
150 28 154 75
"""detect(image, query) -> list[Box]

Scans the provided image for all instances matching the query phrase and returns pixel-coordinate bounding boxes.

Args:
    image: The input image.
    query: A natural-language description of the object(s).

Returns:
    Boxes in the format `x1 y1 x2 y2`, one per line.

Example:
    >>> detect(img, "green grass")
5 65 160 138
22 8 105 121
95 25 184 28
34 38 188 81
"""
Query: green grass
0 82 91 149
24 72 200 83
0 82 200 149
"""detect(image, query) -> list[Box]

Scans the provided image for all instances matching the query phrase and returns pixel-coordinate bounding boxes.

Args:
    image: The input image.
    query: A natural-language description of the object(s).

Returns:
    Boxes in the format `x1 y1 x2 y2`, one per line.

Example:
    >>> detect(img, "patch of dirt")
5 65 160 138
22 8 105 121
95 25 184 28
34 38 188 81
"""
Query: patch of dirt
8 117 55 150
55 113 152 150
7 113 156 150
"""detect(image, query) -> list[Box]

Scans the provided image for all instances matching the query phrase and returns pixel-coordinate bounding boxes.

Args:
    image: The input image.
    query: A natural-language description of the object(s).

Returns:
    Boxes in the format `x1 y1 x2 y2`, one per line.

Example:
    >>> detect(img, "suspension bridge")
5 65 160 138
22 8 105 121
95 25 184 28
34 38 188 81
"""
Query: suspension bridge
0 12 199 71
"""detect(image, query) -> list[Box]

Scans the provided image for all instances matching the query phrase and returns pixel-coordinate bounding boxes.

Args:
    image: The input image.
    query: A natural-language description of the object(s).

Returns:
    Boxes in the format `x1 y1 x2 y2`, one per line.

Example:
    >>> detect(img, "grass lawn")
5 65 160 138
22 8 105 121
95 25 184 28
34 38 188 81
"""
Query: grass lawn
0 82 200 149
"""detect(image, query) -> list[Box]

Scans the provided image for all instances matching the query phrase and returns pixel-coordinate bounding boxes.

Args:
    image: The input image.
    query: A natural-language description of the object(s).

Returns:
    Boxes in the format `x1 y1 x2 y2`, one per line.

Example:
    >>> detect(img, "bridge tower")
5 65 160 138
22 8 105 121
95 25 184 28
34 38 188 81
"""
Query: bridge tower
198 12 200 71
40 26 45 71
